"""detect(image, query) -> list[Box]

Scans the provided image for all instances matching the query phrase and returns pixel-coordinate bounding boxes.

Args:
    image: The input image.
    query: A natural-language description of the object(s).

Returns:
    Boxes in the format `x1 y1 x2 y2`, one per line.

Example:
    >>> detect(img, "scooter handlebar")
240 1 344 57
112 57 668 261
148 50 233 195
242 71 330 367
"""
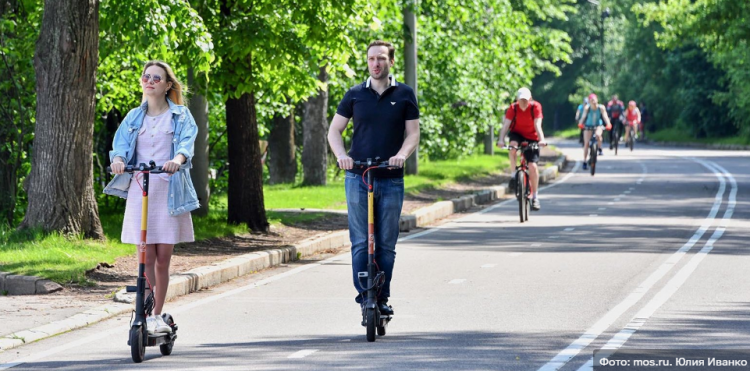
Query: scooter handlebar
106 161 171 174
352 160 396 169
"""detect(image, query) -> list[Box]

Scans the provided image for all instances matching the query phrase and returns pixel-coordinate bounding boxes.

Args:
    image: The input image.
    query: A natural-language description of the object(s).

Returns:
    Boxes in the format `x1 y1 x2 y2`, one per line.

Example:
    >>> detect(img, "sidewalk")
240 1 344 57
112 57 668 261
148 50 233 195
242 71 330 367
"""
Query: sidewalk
0 152 568 352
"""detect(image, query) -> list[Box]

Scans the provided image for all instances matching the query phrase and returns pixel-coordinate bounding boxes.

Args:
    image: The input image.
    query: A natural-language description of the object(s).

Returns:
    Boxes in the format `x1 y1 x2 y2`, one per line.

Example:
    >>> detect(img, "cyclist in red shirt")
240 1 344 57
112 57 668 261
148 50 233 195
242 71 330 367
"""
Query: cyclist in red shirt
497 87 547 211
624 100 641 143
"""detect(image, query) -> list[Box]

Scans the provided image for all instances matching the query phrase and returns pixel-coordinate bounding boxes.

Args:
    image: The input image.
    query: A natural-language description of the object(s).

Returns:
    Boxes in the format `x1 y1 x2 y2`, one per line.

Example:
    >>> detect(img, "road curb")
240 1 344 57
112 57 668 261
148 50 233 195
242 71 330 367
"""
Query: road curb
0 153 569 353
0 273 64 295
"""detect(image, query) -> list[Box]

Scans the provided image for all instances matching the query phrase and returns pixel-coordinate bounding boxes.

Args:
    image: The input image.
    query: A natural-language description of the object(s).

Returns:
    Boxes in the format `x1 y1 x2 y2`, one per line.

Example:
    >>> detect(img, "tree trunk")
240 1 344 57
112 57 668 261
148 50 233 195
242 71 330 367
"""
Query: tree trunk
226 92 268 232
484 124 494 155
267 107 296 184
301 65 329 186
21 0 103 239
188 67 210 216
0 146 15 226
403 2 419 174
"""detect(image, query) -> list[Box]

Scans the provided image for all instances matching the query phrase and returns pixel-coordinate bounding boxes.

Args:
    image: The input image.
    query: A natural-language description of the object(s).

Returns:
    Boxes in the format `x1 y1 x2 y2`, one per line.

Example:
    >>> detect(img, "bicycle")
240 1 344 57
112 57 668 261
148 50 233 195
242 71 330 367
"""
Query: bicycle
108 160 178 363
584 128 600 176
612 118 621 156
351 158 398 342
507 142 542 223
626 121 637 152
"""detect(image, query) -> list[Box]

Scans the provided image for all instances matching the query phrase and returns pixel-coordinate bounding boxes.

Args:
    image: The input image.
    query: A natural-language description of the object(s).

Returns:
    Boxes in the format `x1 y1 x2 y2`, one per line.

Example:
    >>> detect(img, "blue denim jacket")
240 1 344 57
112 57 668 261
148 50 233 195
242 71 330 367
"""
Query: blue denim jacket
103 99 200 216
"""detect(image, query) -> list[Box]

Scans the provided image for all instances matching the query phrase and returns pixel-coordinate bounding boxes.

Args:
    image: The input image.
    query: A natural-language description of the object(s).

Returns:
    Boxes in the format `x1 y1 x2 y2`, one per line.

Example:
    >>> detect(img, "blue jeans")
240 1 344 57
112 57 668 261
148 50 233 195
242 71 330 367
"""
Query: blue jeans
345 171 404 304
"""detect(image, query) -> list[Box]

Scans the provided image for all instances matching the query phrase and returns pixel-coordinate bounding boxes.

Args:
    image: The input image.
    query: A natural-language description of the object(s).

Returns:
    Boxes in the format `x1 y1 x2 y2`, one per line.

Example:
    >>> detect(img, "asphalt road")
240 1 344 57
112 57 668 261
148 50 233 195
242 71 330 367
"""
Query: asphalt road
1 140 747 371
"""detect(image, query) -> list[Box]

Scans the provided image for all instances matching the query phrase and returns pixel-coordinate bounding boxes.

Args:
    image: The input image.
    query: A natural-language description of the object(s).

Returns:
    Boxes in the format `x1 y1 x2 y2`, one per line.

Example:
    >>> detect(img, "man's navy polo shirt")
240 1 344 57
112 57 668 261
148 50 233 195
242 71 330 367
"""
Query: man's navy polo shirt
336 76 419 178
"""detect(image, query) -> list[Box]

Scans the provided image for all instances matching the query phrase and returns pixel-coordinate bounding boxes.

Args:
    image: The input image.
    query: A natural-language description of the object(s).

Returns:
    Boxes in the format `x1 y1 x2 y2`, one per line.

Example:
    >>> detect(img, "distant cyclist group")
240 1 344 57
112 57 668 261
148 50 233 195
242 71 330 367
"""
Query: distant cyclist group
575 94 644 169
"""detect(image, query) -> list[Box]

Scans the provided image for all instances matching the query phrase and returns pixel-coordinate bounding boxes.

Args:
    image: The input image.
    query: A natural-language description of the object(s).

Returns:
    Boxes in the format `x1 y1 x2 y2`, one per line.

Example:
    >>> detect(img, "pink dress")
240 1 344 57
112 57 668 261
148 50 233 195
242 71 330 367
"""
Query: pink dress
121 110 194 245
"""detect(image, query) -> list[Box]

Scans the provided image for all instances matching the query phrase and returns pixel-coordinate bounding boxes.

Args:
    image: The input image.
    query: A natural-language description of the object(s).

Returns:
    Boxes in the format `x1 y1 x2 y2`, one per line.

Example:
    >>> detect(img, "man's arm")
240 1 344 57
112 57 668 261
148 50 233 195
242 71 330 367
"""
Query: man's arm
533 117 546 144
497 117 512 147
327 113 353 170
389 119 419 167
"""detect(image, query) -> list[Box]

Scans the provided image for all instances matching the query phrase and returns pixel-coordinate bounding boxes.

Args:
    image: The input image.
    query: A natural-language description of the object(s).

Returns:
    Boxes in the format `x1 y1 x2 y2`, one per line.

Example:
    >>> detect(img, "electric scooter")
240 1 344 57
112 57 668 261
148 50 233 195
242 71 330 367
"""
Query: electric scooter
352 158 396 342
108 160 178 362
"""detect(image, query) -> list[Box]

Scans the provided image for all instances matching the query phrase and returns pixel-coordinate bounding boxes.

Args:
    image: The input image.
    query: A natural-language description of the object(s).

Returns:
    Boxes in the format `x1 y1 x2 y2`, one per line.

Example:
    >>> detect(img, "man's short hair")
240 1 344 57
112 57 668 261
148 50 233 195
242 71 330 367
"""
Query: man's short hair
367 40 395 61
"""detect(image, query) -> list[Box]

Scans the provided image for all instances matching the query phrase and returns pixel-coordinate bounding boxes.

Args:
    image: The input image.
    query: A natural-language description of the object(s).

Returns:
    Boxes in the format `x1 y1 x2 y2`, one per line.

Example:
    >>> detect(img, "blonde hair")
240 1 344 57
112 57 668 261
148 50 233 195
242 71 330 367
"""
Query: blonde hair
141 60 187 105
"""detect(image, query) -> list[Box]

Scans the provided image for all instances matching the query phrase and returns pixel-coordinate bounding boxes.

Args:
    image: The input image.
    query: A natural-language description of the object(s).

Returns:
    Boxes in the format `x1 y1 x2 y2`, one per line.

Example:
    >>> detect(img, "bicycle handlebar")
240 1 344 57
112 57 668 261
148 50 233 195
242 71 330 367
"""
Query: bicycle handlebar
505 142 544 151
106 160 172 174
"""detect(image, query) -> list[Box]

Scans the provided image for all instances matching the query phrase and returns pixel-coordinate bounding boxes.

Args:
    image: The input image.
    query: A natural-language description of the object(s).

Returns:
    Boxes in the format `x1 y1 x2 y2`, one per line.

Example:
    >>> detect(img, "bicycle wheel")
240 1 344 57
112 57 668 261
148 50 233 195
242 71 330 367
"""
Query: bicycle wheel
524 174 530 221
590 142 597 176
614 126 619 155
629 128 635 151
517 170 526 223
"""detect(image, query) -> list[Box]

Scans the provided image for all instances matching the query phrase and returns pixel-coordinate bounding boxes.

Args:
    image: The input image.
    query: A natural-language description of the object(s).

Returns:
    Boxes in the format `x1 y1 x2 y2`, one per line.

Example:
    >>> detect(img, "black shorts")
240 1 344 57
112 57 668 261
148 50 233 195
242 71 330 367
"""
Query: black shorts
508 132 540 164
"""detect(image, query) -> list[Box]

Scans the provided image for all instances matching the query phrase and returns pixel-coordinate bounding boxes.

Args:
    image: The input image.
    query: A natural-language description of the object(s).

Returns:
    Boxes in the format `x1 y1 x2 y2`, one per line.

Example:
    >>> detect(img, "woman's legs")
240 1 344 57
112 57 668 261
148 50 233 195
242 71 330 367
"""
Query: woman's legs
154 244 174 314
144 243 174 315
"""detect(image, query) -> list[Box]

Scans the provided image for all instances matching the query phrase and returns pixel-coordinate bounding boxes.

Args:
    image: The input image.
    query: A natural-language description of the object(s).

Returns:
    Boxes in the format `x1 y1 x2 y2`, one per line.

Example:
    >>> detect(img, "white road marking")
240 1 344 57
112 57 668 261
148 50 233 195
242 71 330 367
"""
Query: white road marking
288 349 318 359
531 243 542 247
624 191 631 194
449 279 466 284
481 264 497 268
548 235 560 239
629 187 635 190
537 157 727 371
589 214 598 217
598 208 606 211
564 228 575 232
607 202 614 205
576 160 737 371
614 198 621 201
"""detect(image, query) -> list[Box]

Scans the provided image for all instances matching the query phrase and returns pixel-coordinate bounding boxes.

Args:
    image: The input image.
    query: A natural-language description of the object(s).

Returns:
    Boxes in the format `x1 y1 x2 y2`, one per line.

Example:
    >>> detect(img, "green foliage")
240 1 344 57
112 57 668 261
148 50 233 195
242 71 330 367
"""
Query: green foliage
328 0 573 160
637 0 750 137
0 1 41 225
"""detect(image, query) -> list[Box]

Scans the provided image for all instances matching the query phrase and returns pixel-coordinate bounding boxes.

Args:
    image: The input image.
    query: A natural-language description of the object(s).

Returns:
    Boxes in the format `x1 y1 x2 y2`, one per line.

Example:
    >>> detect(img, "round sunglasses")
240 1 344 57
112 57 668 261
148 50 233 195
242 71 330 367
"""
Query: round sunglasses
141 74 163 84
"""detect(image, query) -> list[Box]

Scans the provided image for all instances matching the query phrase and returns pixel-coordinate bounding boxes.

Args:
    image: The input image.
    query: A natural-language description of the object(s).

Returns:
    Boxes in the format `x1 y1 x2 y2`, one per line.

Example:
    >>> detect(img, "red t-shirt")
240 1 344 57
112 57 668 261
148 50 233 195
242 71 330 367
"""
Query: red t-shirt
505 101 543 141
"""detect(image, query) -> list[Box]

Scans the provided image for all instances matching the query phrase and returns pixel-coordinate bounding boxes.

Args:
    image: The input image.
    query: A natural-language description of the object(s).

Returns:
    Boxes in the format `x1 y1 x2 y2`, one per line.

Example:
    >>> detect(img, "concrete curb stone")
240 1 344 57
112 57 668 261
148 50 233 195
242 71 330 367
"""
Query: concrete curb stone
0 153 569 353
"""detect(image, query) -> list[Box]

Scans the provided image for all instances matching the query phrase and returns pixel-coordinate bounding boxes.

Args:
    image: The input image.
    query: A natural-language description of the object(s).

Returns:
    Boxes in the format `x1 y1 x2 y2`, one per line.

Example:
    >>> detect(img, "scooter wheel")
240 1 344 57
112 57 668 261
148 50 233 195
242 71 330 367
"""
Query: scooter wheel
377 322 386 336
159 314 175 356
130 325 145 363
366 308 377 342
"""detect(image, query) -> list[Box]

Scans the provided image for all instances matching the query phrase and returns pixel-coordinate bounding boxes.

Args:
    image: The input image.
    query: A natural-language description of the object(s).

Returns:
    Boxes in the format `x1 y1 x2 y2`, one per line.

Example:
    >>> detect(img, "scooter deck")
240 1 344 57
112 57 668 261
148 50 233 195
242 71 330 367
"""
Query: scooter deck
147 330 177 346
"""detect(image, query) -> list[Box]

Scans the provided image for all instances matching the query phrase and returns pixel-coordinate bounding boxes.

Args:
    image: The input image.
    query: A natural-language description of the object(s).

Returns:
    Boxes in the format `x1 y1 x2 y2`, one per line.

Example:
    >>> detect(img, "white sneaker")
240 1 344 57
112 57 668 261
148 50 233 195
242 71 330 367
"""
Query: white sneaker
154 314 172 334
145 315 157 335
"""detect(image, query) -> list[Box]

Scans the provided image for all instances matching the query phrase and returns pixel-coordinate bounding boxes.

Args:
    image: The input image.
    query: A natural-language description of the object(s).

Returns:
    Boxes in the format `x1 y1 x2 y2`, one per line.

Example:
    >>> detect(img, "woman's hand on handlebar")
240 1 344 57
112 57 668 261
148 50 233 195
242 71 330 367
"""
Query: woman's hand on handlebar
162 159 182 174
111 158 126 175
337 155 354 170
388 154 406 168
538 141 548 147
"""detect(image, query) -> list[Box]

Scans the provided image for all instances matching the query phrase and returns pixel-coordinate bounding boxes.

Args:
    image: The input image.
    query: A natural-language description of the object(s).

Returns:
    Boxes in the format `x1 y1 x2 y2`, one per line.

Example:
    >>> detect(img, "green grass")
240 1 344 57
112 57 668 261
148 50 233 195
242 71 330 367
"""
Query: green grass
1 152 511 284
649 127 750 146
0 205 250 284
264 152 511 209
